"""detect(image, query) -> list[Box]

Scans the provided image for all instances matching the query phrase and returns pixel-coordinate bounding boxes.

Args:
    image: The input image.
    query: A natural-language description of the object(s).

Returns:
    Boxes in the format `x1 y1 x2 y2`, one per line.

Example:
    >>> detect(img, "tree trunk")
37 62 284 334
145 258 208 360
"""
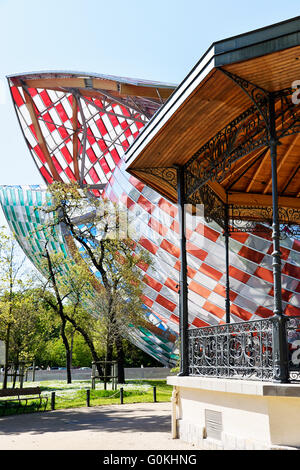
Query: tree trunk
60 319 72 384
65 315 103 379
3 322 11 389
115 335 125 384
105 337 113 383
44 245 72 384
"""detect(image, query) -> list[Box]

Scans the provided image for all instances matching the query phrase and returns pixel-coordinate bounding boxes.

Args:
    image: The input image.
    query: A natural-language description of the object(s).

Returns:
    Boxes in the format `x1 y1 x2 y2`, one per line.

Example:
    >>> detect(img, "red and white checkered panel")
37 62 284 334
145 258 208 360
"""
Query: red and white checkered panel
9 73 163 196
8 72 300 337
103 162 300 332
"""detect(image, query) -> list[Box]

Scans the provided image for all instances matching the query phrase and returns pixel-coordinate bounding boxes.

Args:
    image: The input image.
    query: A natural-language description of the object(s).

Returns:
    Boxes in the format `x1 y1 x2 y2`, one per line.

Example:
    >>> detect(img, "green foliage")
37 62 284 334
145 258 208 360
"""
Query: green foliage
71 335 92 367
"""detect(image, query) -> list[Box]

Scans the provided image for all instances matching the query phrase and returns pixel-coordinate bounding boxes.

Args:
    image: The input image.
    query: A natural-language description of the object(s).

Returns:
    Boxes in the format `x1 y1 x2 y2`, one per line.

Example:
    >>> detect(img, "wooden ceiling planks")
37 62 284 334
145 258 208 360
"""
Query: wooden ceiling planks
126 28 300 223
223 45 300 91
131 69 251 170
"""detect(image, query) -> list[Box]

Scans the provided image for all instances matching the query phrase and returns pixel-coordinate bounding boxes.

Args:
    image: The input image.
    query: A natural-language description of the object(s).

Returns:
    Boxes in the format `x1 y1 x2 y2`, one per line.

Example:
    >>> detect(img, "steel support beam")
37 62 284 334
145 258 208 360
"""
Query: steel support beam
175 165 189 376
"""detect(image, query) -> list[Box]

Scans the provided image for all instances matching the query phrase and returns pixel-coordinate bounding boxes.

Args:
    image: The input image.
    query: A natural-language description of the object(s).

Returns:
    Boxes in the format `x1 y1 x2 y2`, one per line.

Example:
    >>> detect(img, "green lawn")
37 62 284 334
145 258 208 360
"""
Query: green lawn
0 379 173 415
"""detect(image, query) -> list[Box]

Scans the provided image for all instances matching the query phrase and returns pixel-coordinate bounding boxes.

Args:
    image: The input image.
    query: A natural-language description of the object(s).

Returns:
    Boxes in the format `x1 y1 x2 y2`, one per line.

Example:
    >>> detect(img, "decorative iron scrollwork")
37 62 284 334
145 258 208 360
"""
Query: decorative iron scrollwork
228 205 300 239
184 70 300 207
218 68 270 130
189 319 274 381
133 167 177 192
185 183 226 229
184 103 268 197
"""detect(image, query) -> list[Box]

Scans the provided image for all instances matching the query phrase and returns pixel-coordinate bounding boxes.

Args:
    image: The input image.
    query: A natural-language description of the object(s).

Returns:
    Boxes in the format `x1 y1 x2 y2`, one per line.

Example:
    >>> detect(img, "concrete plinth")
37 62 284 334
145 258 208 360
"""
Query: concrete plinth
167 376 300 450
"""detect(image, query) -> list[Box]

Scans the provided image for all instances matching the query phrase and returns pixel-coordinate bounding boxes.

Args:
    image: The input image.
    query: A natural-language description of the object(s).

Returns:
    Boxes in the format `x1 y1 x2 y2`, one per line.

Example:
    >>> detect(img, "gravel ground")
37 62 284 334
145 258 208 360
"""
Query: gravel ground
0 402 199 450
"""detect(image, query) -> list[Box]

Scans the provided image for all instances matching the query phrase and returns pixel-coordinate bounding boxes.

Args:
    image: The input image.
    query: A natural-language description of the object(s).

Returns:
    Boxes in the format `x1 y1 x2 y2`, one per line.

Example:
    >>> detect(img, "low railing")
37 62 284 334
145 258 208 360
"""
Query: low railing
188 316 300 382
286 316 300 381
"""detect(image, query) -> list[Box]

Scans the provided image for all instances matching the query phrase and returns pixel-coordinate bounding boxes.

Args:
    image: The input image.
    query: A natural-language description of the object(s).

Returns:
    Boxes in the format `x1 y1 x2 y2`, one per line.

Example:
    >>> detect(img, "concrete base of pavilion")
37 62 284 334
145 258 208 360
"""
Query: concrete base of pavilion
167 376 300 450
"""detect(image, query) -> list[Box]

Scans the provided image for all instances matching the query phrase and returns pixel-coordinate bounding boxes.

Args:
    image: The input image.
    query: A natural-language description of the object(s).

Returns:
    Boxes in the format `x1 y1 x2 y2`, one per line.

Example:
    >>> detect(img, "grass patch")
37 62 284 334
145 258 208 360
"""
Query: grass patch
0 379 173 415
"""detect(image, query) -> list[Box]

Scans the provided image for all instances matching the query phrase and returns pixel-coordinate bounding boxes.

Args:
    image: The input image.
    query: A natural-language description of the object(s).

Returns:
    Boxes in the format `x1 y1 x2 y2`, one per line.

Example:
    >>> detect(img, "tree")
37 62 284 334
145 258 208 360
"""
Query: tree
0 229 30 388
37 244 75 383
43 182 152 383
37 242 105 381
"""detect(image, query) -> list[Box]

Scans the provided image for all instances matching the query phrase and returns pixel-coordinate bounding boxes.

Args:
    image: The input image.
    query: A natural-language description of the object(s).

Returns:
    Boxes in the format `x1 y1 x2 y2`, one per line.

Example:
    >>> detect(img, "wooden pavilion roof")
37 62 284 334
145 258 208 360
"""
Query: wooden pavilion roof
126 16 300 228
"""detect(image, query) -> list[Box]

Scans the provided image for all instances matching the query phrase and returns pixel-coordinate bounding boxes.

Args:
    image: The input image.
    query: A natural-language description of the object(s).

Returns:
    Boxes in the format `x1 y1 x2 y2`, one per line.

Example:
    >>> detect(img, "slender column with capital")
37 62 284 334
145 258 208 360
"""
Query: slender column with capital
176 165 189 376
269 93 289 383
224 204 231 324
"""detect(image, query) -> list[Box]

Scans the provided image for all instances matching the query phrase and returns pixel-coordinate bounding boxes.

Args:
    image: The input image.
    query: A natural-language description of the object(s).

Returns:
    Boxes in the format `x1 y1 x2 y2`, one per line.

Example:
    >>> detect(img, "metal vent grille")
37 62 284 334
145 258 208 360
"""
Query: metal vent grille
205 409 223 440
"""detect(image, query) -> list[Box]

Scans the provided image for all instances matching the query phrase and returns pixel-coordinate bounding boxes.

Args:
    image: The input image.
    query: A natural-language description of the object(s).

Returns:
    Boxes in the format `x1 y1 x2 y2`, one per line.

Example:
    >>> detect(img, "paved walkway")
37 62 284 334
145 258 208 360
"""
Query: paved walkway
0 402 198 450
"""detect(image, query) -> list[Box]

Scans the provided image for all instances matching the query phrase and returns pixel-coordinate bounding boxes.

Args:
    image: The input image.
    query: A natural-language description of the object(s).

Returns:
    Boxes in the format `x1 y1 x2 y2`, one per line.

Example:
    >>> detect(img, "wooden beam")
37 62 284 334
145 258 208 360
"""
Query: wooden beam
23 90 63 182
245 148 270 192
207 181 227 203
222 150 264 187
72 96 80 181
228 192 300 209
263 133 300 194
119 84 174 99
25 77 119 93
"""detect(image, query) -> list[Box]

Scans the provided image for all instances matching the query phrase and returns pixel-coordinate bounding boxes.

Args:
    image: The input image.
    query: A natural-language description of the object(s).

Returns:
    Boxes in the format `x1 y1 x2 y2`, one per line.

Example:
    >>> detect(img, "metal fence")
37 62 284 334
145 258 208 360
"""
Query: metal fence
189 316 300 382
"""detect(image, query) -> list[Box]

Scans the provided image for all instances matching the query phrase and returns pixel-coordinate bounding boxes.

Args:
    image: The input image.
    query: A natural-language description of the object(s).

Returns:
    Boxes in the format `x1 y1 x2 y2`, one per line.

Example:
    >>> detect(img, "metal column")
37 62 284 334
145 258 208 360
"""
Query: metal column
224 204 231 324
269 93 289 383
176 166 189 376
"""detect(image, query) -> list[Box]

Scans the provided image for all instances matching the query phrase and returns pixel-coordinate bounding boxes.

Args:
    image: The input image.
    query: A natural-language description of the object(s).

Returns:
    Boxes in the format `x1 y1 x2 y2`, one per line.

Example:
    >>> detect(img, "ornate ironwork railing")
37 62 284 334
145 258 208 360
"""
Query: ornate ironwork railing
188 316 300 382
286 316 300 381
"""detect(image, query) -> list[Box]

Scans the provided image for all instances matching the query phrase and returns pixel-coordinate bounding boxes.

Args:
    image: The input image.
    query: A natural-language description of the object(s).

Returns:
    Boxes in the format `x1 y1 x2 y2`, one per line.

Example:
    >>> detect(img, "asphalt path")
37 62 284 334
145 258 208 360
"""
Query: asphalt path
0 402 199 451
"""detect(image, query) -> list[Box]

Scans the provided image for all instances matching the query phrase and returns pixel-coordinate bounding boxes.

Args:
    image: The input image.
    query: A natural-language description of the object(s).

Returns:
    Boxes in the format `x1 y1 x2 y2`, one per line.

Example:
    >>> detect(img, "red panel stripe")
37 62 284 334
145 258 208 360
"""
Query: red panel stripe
202 301 225 319
39 166 53 183
61 146 73 164
282 262 300 279
129 175 145 192
139 237 158 255
164 278 179 292
186 242 207 261
89 167 99 183
267 244 290 260
158 198 178 218
65 167 76 181
195 223 220 242
52 156 63 174
11 86 24 107
137 194 154 213
148 217 168 237
213 284 238 301
173 261 197 279
33 145 46 164
292 239 300 253
39 90 52 107
170 314 179 324
144 274 163 292
238 246 265 264
199 263 223 281
86 147 97 164
160 239 180 258
141 295 153 308
229 266 251 284
254 266 273 283
156 294 176 312
55 103 68 122
120 193 135 211
285 304 300 316
192 318 210 328
255 306 274 318
189 281 211 298
230 232 249 243
230 304 252 321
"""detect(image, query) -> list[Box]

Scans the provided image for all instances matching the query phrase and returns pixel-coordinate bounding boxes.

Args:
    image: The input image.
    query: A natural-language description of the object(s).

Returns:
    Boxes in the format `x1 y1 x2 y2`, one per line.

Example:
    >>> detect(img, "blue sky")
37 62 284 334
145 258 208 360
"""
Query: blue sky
0 0 299 190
